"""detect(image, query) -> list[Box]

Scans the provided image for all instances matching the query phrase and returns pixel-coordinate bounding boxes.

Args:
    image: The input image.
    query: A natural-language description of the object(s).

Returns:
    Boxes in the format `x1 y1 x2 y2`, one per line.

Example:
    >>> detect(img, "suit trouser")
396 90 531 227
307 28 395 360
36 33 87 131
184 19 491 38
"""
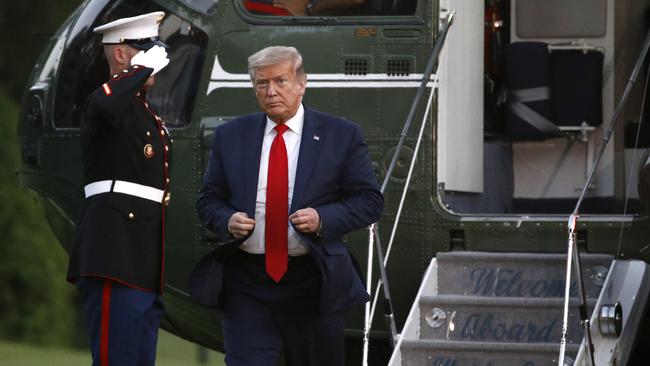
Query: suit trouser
78 277 164 366
222 250 345 366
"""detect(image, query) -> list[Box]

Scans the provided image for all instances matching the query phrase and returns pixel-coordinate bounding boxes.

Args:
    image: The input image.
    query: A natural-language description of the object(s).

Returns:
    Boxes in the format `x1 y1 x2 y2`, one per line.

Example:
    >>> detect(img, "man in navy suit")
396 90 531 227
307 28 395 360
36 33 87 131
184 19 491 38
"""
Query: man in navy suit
192 46 383 365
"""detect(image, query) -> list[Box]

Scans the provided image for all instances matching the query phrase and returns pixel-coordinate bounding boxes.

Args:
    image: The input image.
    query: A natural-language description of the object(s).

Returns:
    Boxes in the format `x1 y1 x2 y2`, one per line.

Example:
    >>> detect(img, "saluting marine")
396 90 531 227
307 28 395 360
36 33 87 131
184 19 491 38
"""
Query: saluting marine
65 11 172 366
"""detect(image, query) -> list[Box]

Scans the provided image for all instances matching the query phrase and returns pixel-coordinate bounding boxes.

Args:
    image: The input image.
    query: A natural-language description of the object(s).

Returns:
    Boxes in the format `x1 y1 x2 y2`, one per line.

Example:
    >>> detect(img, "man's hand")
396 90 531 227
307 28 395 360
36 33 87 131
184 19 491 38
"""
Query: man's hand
273 0 310 15
228 212 255 239
130 45 170 75
290 208 320 233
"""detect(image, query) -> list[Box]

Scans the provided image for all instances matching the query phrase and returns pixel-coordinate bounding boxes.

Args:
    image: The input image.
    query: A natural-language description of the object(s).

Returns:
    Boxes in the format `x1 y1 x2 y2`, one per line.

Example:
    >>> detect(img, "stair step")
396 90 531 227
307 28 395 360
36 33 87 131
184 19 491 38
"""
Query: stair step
418 295 595 344
436 252 613 298
400 339 579 366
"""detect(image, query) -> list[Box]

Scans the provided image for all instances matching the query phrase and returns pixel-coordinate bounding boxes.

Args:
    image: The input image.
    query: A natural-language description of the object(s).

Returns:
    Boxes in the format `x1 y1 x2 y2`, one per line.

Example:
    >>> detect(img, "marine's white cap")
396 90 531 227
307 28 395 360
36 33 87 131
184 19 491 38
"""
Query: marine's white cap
93 11 166 49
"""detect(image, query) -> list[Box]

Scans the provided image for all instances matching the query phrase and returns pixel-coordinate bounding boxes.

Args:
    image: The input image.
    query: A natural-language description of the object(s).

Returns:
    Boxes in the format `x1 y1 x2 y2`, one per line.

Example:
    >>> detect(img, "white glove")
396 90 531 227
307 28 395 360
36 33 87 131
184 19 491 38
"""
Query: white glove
130 45 170 76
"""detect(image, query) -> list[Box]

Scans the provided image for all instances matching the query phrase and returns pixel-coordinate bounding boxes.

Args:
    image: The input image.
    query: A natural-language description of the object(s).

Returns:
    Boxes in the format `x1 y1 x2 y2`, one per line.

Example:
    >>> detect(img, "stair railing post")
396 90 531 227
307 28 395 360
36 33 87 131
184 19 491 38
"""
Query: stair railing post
369 85 436 340
372 223 398 346
557 25 650 366
558 215 575 366
361 10 455 363
362 223 374 366
572 227 596 366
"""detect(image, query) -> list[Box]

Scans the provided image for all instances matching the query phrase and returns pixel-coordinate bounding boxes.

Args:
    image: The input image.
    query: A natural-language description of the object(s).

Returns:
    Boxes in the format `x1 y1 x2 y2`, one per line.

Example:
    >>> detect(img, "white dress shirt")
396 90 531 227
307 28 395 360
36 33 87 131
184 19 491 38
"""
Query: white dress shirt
240 104 308 256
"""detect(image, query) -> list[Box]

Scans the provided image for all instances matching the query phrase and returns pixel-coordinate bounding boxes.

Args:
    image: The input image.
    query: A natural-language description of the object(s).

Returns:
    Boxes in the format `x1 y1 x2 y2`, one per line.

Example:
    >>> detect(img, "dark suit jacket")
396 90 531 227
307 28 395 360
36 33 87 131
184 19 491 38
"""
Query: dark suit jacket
190 106 383 314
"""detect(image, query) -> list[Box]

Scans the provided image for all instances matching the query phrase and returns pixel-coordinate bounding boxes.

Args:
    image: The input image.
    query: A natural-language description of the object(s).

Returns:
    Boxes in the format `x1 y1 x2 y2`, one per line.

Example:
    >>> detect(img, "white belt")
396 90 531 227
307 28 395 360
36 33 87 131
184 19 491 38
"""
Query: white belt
84 180 165 203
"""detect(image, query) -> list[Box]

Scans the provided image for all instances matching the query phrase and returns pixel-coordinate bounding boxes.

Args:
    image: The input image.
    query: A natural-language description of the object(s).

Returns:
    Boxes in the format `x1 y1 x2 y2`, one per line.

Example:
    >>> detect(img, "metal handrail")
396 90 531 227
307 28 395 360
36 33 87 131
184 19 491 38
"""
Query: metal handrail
361 9 455 364
558 26 650 366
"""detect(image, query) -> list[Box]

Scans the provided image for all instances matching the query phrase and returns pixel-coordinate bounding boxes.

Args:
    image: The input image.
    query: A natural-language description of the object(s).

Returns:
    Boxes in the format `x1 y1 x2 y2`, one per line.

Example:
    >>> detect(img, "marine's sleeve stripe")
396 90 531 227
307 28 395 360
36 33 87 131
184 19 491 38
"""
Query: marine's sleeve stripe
102 83 112 96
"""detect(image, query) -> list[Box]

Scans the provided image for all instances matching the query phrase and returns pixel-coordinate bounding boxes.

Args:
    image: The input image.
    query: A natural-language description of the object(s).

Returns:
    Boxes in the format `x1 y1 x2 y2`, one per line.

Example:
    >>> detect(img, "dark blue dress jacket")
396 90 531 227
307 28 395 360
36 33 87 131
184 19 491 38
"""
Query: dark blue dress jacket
68 66 172 293
190 106 383 315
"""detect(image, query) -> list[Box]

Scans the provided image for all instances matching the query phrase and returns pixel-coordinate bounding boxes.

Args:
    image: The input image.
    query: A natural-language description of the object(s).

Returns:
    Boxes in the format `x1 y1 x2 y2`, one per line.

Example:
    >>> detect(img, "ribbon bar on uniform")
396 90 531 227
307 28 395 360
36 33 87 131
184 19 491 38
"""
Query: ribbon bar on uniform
84 180 165 203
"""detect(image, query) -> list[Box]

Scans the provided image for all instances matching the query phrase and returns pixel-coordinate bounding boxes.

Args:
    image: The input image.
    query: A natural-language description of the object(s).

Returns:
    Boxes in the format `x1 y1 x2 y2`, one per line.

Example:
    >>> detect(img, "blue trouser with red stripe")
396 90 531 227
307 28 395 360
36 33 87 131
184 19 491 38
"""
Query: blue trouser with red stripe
78 277 164 366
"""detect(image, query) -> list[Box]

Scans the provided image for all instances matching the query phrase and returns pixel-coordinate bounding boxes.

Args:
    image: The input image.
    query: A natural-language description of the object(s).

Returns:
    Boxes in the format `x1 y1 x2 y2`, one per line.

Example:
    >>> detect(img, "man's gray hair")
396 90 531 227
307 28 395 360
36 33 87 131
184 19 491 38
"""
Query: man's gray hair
248 46 306 81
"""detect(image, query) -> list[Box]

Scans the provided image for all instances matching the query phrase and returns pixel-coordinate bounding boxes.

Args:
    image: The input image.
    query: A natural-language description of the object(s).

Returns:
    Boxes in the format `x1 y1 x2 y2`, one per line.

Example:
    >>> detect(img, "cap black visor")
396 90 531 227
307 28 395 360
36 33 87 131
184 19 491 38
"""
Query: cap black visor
125 37 169 50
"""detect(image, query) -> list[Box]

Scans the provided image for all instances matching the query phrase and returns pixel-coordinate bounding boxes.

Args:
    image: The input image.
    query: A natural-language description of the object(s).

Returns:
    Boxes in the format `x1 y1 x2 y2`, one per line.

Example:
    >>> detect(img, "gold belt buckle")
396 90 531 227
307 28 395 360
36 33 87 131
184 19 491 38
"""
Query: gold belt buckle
163 192 171 206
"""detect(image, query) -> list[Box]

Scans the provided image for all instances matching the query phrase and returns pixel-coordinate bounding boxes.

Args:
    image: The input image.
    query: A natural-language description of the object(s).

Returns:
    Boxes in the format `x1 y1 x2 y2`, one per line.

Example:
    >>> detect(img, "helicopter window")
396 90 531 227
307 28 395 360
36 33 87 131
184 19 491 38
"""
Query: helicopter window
241 0 416 16
53 0 208 128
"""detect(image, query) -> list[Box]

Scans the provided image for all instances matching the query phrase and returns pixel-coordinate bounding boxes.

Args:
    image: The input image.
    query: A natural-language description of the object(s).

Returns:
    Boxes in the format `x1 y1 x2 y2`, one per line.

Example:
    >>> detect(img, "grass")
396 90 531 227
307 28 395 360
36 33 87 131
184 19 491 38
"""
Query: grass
0 330 226 366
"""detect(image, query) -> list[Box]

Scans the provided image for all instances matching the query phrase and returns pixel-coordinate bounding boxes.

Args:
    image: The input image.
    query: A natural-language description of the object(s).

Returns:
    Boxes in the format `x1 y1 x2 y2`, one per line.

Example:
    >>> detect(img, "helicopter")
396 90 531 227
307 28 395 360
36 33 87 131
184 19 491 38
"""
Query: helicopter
18 0 650 364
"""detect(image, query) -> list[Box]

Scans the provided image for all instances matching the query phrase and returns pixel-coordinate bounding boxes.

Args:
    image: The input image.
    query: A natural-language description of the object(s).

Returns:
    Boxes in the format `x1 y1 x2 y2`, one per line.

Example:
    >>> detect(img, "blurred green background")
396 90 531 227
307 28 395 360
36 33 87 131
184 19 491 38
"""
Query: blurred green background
0 1 224 364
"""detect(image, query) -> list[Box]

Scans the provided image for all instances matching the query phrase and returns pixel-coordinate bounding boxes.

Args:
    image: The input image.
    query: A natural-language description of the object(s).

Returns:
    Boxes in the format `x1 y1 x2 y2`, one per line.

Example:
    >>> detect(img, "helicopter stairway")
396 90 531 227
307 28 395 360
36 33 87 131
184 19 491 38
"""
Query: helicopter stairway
388 251 614 366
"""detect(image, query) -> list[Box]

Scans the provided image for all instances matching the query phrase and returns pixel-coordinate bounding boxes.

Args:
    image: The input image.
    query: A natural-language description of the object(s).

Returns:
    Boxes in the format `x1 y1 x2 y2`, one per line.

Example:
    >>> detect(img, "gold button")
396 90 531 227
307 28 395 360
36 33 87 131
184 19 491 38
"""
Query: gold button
112 74 118 78
156 116 161 121
165 145 169 151
160 130 165 136
164 162 168 168
146 131 151 137
166 178 170 184
128 212 135 219
144 102 149 108
122 69 128 73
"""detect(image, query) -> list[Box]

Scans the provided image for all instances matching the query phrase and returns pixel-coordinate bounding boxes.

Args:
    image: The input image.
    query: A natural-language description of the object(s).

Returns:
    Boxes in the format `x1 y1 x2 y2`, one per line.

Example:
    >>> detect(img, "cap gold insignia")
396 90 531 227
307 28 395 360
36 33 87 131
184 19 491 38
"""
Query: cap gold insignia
144 144 154 158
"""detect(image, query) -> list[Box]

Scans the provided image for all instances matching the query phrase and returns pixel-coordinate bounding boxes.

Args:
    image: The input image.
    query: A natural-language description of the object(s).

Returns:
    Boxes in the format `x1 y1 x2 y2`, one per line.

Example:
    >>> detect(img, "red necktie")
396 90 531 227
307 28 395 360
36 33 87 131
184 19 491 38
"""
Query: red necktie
265 124 289 282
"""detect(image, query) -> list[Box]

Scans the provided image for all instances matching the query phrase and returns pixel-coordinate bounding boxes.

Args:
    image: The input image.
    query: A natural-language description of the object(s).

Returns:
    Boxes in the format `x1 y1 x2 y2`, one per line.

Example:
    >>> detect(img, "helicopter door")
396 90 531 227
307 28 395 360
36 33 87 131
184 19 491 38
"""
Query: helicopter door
437 0 484 194
440 0 650 215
